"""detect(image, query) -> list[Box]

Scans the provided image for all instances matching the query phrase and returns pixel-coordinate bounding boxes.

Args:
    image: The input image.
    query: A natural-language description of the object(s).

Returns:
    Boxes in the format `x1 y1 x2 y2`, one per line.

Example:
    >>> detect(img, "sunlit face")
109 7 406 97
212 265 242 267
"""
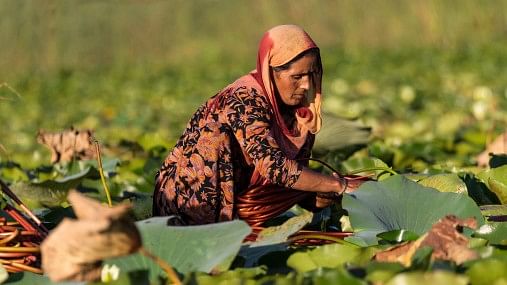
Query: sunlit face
272 53 319 106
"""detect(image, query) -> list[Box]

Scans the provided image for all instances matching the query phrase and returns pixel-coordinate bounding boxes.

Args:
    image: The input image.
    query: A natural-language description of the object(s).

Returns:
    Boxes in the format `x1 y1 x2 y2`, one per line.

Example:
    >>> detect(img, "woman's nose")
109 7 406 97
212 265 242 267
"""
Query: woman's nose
299 75 311 90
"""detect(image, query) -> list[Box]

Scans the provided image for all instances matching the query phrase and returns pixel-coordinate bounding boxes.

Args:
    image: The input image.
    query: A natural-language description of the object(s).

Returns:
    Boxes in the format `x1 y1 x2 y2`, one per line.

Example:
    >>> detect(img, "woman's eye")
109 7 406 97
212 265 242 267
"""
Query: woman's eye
292 75 302 80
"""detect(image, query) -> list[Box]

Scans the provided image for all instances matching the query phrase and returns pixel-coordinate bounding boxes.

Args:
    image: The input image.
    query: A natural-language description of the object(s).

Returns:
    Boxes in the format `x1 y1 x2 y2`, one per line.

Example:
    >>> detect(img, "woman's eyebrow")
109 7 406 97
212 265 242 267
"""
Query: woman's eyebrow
292 70 316 76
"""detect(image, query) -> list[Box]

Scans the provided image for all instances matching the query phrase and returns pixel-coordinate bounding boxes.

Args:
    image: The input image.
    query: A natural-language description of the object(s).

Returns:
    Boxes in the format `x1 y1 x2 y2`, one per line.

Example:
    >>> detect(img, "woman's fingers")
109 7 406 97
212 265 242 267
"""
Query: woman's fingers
315 196 334 208
344 179 365 193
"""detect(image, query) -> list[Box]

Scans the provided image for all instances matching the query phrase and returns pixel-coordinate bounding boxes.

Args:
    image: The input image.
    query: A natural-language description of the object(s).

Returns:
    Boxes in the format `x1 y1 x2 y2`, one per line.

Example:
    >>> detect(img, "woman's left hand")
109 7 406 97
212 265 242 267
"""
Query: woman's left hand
332 172 370 194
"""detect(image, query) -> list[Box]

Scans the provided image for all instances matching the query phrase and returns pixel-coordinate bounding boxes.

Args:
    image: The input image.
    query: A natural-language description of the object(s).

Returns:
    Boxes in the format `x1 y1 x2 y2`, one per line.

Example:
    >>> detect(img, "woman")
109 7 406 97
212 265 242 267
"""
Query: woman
153 25 363 226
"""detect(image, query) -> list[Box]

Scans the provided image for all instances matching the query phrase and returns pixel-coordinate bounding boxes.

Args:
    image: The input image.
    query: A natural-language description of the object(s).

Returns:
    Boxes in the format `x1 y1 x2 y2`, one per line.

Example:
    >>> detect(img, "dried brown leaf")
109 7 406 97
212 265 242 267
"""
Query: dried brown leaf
41 191 141 282
374 215 478 266
37 127 96 163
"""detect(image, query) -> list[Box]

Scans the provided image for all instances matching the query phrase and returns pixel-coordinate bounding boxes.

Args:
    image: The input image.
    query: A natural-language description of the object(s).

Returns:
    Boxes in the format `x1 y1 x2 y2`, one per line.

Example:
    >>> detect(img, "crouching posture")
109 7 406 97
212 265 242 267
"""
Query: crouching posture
153 25 363 226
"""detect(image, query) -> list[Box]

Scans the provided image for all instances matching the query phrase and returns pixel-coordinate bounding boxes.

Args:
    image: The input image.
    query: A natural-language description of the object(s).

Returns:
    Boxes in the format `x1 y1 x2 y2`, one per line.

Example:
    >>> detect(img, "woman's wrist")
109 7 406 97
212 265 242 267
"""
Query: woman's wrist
338 176 348 194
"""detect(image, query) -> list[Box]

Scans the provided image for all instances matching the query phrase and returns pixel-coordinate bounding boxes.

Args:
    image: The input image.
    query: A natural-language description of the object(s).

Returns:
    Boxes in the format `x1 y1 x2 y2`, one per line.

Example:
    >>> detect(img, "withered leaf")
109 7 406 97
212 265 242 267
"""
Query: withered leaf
37 127 96 163
41 191 141 282
374 215 478 266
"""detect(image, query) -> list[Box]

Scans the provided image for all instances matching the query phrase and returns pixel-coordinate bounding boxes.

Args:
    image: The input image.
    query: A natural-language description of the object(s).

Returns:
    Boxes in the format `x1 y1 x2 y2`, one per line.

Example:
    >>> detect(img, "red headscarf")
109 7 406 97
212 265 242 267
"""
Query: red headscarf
250 24 323 159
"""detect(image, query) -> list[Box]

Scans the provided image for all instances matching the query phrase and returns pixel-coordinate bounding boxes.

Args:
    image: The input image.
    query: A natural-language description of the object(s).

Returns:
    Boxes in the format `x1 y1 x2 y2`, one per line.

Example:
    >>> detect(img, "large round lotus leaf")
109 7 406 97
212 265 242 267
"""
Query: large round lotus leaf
343 175 484 246
107 217 251 281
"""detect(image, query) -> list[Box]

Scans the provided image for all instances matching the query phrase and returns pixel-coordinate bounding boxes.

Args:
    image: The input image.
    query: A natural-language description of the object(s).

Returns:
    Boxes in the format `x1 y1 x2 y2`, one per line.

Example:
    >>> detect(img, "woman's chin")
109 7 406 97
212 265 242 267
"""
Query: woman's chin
288 97 304 106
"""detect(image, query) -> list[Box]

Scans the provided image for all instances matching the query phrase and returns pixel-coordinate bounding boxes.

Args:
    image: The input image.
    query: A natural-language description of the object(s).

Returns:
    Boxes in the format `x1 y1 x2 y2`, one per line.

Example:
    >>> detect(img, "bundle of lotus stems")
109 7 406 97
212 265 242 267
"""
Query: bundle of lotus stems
0 180 48 274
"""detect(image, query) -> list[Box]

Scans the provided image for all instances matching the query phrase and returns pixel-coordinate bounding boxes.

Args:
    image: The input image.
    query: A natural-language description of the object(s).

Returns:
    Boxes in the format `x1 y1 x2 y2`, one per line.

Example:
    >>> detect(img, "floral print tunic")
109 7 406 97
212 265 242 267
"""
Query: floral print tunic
153 76 313 225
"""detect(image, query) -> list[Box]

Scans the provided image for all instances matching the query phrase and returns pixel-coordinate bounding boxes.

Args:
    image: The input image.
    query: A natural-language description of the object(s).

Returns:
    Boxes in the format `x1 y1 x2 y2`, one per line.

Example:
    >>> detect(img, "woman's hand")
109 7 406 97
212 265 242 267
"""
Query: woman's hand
343 178 365 193
315 173 366 208
332 172 367 194
292 167 370 204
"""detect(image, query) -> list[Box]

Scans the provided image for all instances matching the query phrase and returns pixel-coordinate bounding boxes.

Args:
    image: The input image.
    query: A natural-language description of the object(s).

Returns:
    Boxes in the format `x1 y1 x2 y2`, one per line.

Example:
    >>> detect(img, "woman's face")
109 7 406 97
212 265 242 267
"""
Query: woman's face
272 52 319 106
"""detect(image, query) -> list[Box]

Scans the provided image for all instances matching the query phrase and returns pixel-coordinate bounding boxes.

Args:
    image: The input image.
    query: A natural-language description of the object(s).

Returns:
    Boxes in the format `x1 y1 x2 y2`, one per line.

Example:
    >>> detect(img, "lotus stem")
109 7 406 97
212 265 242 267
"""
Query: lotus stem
139 246 181 285
2 264 23 273
301 158 398 180
347 166 398 176
93 140 113 207
0 258 26 264
0 252 32 258
0 246 40 253
0 228 18 245
289 234 357 246
9 262 43 274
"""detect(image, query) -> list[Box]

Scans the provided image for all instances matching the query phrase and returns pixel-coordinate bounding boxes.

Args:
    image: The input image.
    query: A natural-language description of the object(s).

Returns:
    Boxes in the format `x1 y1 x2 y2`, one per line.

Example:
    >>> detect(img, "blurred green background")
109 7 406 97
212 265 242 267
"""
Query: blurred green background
1 0 506 168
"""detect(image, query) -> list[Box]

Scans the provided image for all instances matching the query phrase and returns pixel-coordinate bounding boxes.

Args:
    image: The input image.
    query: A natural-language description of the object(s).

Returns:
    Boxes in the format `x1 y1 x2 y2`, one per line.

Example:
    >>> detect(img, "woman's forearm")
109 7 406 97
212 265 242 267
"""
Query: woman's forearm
291 167 345 194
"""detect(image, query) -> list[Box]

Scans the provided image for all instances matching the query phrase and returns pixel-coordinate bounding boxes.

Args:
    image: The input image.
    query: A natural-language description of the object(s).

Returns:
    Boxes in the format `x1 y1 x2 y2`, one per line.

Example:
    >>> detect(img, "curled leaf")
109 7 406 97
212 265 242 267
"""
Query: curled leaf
41 191 141 282
253 211 313 246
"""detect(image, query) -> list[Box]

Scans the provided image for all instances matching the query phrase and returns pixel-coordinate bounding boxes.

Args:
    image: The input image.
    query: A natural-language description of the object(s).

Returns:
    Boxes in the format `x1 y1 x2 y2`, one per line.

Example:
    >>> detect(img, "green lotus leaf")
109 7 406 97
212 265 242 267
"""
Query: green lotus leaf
474 223 507 245
365 262 405 284
5 271 81 285
478 165 507 204
66 157 120 178
341 157 393 180
286 243 377 273
0 164 28 182
480 205 507 217
342 175 484 246
418 173 468 194
386 271 468 285
9 166 98 208
107 217 251 281
238 212 313 268
490 179 507 204
377 229 419 243
466 258 507 285
313 113 371 153
253 267 366 285
308 267 367 285
193 266 266 285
